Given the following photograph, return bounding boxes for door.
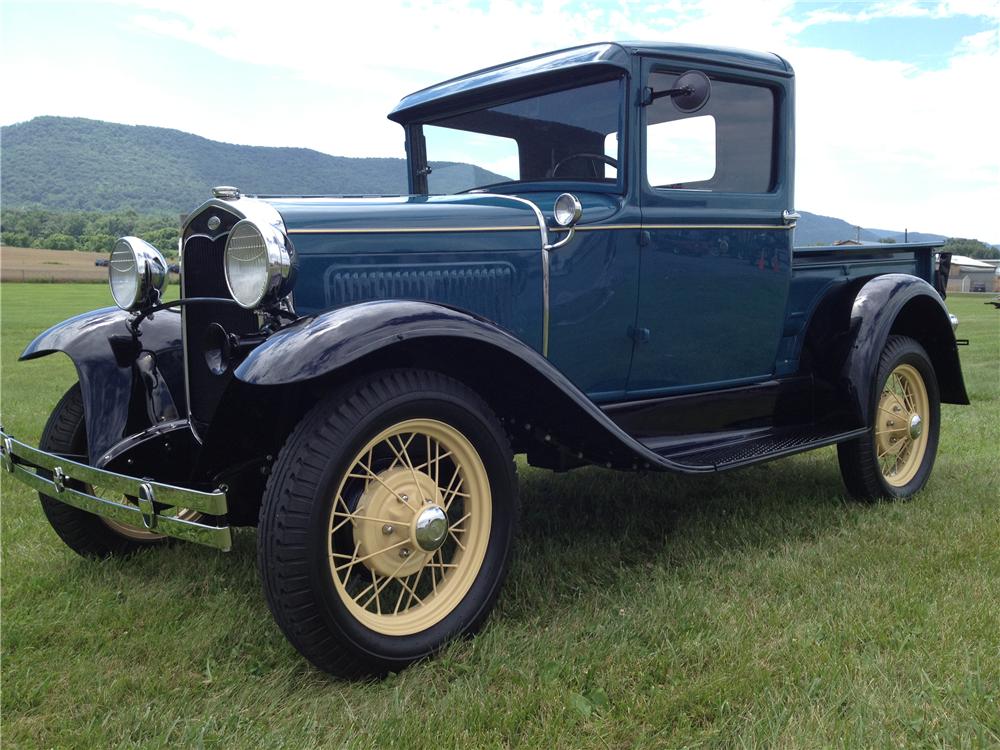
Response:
[627,61,794,397]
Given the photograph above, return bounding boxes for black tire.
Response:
[258,369,518,678]
[38,383,168,558]
[838,335,941,501]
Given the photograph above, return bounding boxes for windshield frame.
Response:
[405,70,629,196]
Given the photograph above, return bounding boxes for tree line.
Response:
[0,207,181,257]
[939,238,1000,260]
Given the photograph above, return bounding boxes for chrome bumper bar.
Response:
[0,429,231,551]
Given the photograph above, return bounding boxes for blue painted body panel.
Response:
[269,191,645,397]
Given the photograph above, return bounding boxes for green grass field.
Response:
[1,283,998,749]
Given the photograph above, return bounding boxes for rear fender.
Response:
[842,274,968,422]
[20,307,185,461]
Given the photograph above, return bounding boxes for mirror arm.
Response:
[642,86,694,106]
[544,226,576,252]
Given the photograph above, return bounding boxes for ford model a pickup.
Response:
[1,42,967,677]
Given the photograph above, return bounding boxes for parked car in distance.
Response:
[94,258,109,267]
[1,42,968,678]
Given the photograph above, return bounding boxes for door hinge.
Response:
[628,325,651,343]
[639,230,651,247]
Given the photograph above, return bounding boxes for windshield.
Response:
[419,76,624,194]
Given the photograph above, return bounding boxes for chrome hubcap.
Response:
[413,505,449,551]
[909,413,923,440]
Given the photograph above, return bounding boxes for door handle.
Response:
[782,210,800,226]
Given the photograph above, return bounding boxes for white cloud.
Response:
[3,0,998,239]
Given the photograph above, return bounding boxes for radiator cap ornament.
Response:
[212,186,241,200]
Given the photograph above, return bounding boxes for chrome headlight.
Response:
[223,219,295,309]
[109,237,168,311]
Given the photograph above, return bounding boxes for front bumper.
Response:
[1,429,231,551]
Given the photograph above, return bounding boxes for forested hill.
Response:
[0,116,502,213]
[3,116,994,251]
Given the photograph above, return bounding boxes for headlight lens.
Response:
[223,219,295,309]
[108,237,168,311]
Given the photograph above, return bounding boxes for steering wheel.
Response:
[547,152,619,178]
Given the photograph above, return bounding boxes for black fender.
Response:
[233,300,703,473]
[20,307,185,462]
[842,274,968,424]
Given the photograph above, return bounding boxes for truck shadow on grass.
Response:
[499,451,866,623]
[86,450,862,609]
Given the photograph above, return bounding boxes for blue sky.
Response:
[1,0,997,240]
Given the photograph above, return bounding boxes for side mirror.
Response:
[643,70,712,114]
[671,70,711,113]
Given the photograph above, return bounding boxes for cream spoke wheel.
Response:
[326,418,492,636]
[838,336,941,502]
[259,369,516,676]
[874,363,930,488]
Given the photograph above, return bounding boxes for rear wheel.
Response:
[38,383,196,558]
[838,335,941,500]
[258,369,518,677]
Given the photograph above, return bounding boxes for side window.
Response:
[604,133,619,179]
[647,116,716,187]
[646,72,775,193]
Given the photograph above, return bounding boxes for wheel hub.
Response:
[413,506,448,551]
[909,413,923,440]
[352,467,446,577]
[877,392,910,457]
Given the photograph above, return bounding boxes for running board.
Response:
[653,426,869,472]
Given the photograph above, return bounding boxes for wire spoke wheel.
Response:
[874,364,930,487]
[838,335,941,501]
[259,370,517,677]
[37,382,182,557]
[327,418,491,636]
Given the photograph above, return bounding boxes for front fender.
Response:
[842,274,968,423]
[236,300,534,385]
[234,300,704,473]
[20,307,184,461]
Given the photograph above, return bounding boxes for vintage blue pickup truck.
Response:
[0,42,967,677]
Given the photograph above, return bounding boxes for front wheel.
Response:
[838,335,941,500]
[258,369,518,677]
[38,383,198,558]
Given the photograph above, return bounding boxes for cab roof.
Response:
[388,41,792,123]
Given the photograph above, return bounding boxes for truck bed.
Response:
[791,241,941,282]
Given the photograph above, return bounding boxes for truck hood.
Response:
[263,194,547,239]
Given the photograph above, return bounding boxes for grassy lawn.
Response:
[1,283,998,748]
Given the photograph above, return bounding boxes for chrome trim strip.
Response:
[286,220,789,235]
[479,194,552,358]
[552,223,794,232]
[286,225,539,234]
[288,223,791,235]
[0,431,231,550]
